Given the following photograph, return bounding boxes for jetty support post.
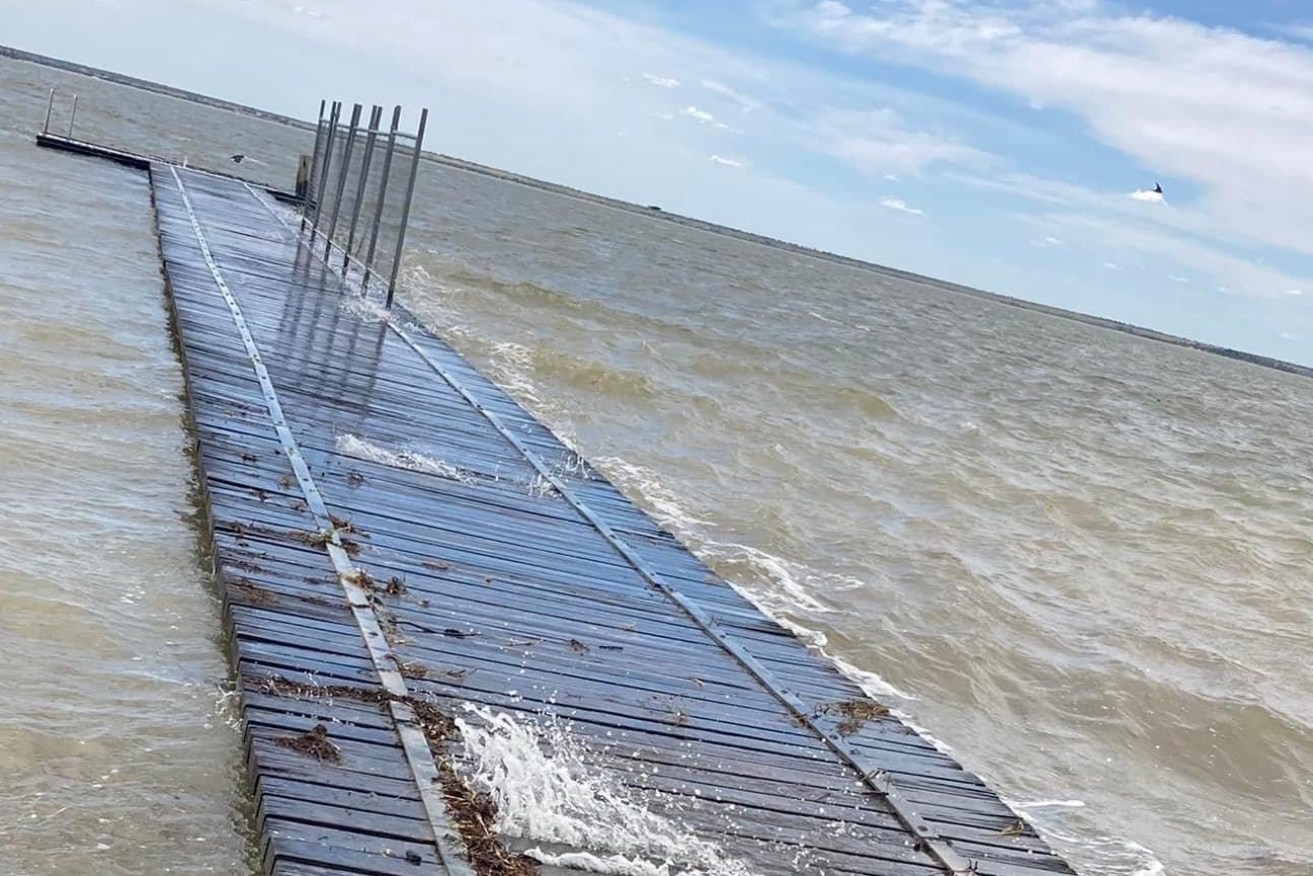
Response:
[343,104,383,275]
[385,107,427,309]
[300,99,327,232]
[67,93,78,138]
[42,88,54,135]
[310,100,341,240]
[363,105,402,295]
[323,102,361,260]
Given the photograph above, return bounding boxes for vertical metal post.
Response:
[324,102,362,259]
[42,89,55,135]
[343,104,383,274]
[310,101,341,237]
[364,106,402,289]
[67,94,78,138]
[386,107,427,308]
[301,99,327,232]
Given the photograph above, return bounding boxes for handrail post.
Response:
[42,89,55,135]
[363,106,402,293]
[343,104,383,275]
[67,94,78,138]
[301,99,327,233]
[385,107,427,308]
[310,101,341,239]
[323,102,362,259]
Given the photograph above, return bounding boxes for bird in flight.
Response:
[231,153,246,164]
[1152,182,1163,194]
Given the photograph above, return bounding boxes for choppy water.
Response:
[2,54,1310,876]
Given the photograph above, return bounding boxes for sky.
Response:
[4,0,1313,363]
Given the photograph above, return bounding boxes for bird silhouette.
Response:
[230,154,246,164]
[1152,182,1163,194]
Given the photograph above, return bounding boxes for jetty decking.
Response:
[61,144,1075,876]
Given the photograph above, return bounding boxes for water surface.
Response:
[2,53,1309,876]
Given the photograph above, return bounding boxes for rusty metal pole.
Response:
[363,106,402,292]
[323,102,362,259]
[343,104,383,275]
[301,99,327,233]
[385,108,427,308]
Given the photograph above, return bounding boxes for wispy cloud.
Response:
[709,154,749,168]
[682,105,716,123]
[818,108,986,176]
[880,196,924,215]
[700,78,760,112]
[642,73,681,88]
[1129,189,1164,204]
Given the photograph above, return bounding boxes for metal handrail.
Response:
[303,98,430,307]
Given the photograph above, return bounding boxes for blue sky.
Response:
[4,0,1313,362]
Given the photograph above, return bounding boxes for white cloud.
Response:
[1168,273,1188,283]
[1129,189,1164,203]
[1104,262,1122,270]
[1031,235,1065,247]
[774,0,1313,260]
[709,154,749,168]
[700,78,760,111]
[884,172,899,181]
[1286,288,1305,296]
[642,73,681,88]
[880,196,924,215]
[682,105,716,123]
[818,108,986,176]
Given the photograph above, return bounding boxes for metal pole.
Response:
[343,104,383,274]
[42,89,55,135]
[363,106,402,290]
[386,107,427,308]
[67,94,78,138]
[324,102,362,259]
[310,101,341,237]
[301,99,327,233]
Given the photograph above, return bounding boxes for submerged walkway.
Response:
[146,164,1074,876]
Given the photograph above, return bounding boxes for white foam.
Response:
[703,540,834,615]
[593,456,714,529]
[454,707,754,876]
[1013,799,1087,810]
[829,655,918,702]
[1040,824,1166,876]
[335,433,479,483]
[338,294,394,324]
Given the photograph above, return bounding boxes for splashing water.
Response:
[335,433,481,483]
[454,707,756,876]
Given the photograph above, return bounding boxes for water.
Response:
[2,54,1310,876]
[0,62,256,875]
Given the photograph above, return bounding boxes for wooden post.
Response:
[295,154,312,203]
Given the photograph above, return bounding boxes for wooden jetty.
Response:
[45,135,1077,876]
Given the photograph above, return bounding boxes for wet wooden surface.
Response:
[148,164,1076,876]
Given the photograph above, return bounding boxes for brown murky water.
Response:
[1,54,1309,876]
